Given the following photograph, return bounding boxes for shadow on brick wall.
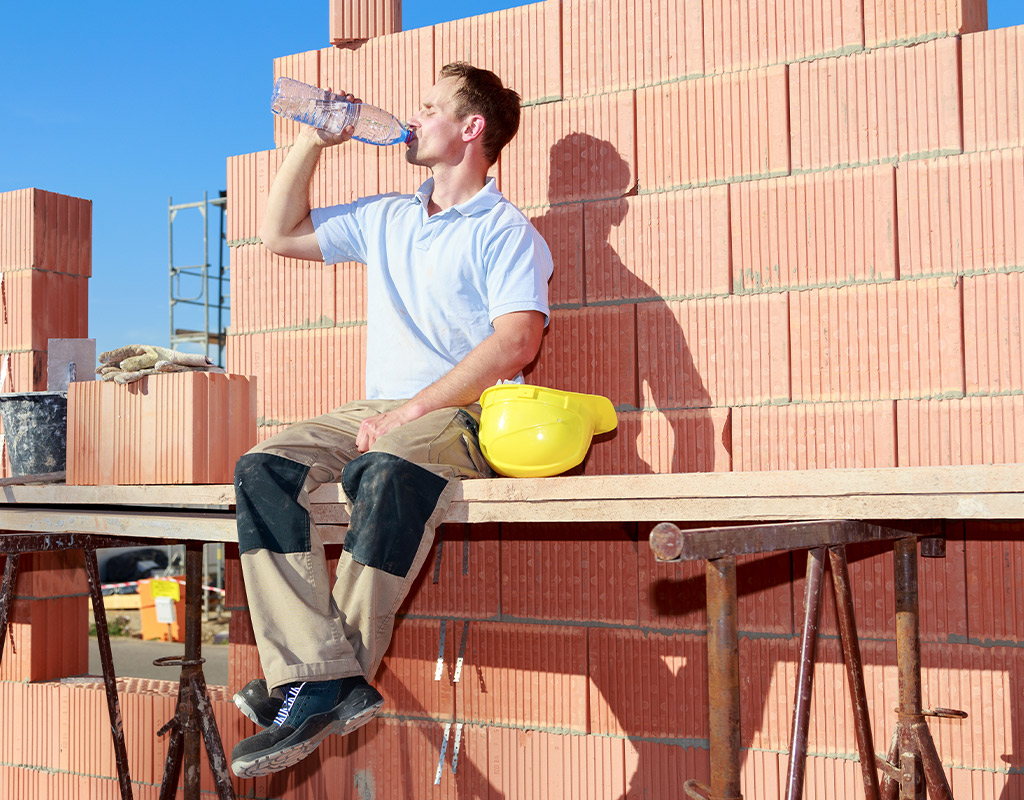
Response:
[530,133,715,475]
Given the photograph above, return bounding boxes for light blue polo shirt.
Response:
[311,177,553,400]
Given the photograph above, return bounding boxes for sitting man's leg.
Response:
[230,400,491,777]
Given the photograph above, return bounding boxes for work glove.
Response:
[96,344,223,384]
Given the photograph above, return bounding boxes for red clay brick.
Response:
[375,617,455,720]
[790,38,962,171]
[638,293,790,408]
[740,750,788,800]
[436,1,561,105]
[0,351,46,396]
[737,551,795,635]
[638,533,707,630]
[731,165,897,292]
[896,396,1024,466]
[295,717,457,798]
[589,627,707,739]
[345,26,437,115]
[526,204,584,307]
[964,271,1024,394]
[586,187,731,303]
[0,554,88,682]
[504,93,636,208]
[67,372,257,485]
[329,0,401,46]
[525,305,637,408]
[309,131,381,208]
[500,522,638,624]
[487,726,628,799]
[733,401,898,471]
[456,622,587,732]
[703,0,864,73]
[626,405,733,475]
[738,636,801,752]
[332,28,435,196]
[950,770,1022,799]
[227,326,366,426]
[964,523,1024,643]
[228,641,264,697]
[230,145,381,248]
[225,152,257,244]
[896,149,1024,278]
[625,739,710,799]
[808,529,969,643]
[920,643,1021,771]
[963,25,1024,152]
[637,66,790,190]
[586,407,732,475]
[0,268,84,350]
[0,188,92,276]
[398,522,501,620]
[561,0,703,97]
[229,245,339,335]
[789,279,964,402]
[863,0,988,47]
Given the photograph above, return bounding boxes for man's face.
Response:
[405,77,468,168]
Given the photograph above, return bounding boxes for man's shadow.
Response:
[520,134,734,795]
[526,133,718,475]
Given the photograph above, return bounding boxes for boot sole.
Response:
[231,696,383,778]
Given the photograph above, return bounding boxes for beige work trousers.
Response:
[236,399,491,690]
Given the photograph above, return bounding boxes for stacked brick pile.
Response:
[220,0,1024,797]
[0,188,91,685]
[0,189,91,428]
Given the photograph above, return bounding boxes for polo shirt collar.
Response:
[411,177,502,216]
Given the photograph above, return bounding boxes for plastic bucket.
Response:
[0,391,68,475]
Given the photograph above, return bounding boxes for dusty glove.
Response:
[98,344,221,384]
[110,368,159,384]
[100,344,211,372]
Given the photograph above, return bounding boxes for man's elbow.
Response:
[259,225,286,256]
[505,319,545,373]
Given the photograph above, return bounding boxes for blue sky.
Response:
[1,1,1022,363]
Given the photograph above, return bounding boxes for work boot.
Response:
[230,676,384,778]
[233,679,284,728]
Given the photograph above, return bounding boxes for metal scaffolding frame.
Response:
[168,191,229,367]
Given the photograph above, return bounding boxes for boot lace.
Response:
[272,682,305,727]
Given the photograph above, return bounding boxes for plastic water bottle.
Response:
[270,77,411,146]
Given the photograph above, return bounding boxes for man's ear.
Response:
[462,114,486,143]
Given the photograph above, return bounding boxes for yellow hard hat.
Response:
[478,384,618,478]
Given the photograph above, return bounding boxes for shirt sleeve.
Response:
[484,221,554,325]
[310,196,380,265]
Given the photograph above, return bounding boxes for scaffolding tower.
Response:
[168,190,229,366]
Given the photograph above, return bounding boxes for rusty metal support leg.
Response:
[193,671,236,798]
[157,544,235,800]
[828,545,881,800]
[706,555,742,800]
[0,553,21,665]
[84,549,135,800]
[157,719,185,800]
[785,547,826,800]
[878,537,954,800]
[183,545,202,799]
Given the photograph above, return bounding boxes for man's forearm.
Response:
[407,333,530,415]
[355,310,545,452]
[259,133,328,252]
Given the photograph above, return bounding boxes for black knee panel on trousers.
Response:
[341,452,449,578]
[235,453,311,555]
